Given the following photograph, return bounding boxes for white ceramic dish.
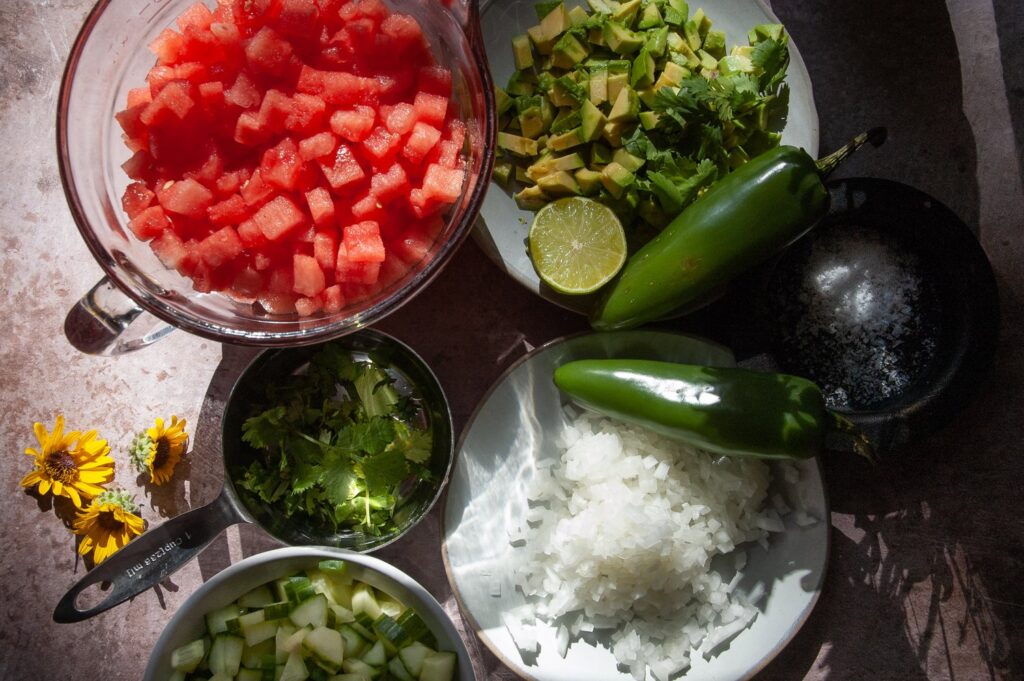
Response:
[473,0,821,313]
[442,330,829,681]
[143,547,475,681]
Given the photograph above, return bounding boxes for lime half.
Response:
[528,197,627,295]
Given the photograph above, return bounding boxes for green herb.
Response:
[237,344,433,537]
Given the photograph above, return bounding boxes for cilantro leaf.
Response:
[353,365,399,418]
[241,405,288,449]
[752,37,789,92]
[362,449,408,495]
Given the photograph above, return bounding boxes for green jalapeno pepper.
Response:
[554,359,874,461]
[591,129,887,330]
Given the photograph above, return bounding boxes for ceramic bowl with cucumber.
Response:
[144,548,473,681]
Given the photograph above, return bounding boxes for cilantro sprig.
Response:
[236,344,433,537]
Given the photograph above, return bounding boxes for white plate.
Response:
[473,0,821,314]
[442,330,829,681]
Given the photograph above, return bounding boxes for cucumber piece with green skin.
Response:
[206,604,243,635]
[240,610,280,647]
[351,584,382,619]
[360,639,387,667]
[284,626,314,656]
[280,648,309,681]
[242,638,276,669]
[419,651,457,681]
[329,675,372,681]
[387,656,415,681]
[239,585,276,609]
[703,29,726,58]
[302,627,345,674]
[171,638,208,673]
[276,623,299,663]
[316,560,348,576]
[328,603,356,626]
[338,623,370,659]
[290,594,329,629]
[396,642,433,678]
[209,634,245,677]
[351,611,378,640]
[265,601,292,621]
[341,658,381,679]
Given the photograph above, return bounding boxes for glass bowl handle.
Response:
[64,276,176,355]
[52,488,245,623]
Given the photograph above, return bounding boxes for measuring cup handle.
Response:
[64,276,175,355]
[53,489,243,623]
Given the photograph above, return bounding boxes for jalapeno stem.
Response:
[815,127,888,178]
[828,411,878,464]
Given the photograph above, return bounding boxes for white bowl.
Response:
[143,547,475,681]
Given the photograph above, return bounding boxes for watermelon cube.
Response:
[401,122,441,165]
[234,111,268,146]
[251,194,306,241]
[198,81,225,110]
[146,65,177,94]
[257,89,292,133]
[240,169,275,207]
[272,0,321,38]
[418,65,452,97]
[313,231,338,270]
[207,194,249,226]
[149,28,185,65]
[126,87,153,108]
[284,93,327,134]
[369,163,409,204]
[128,205,171,240]
[380,14,424,51]
[412,91,448,127]
[293,254,326,296]
[245,26,294,76]
[322,284,345,313]
[122,150,154,181]
[343,221,385,263]
[298,131,338,161]
[257,292,297,315]
[159,178,214,219]
[140,81,195,126]
[321,71,382,106]
[260,137,305,190]
[176,2,215,33]
[268,265,295,293]
[150,229,188,269]
[350,193,382,220]
[229,266,264,301]
[304,187,336,228]
[319,144,366,190]
[121,181,155,219]
[237,218,265,247]
[197,225,243,267]
[382,102,416,136]
[408,188,440,219]
[361,127,401,166]
[225,71,261,109]
[215,169,249,196]
[294,295,323,317]
[421,164,464,204]
[329,106,375,143]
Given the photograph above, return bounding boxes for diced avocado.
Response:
[749,23,784,44]
[630,48,655,89]
[574,168,604,195]
[591,142,613,165]
[665,0,689,26]
[683,19,702,51]
[589,67,608,104]
[539,3,572,40]
[519,105,546,139]
[511,34,534,70]
[506,70,536,96]
[637,2,663,30]
[611,0,642,28]
[731,44,755,59]
[606,59,631,74]
[588,26,607,46]
[703,29,726,59]
[612,147,645,172]
[526,152,585,181]
[514,165,534,185]
[600,161,635,199]
[606,72,629,105]
[514,185,549,211]
[601,120,627,147]
[667,30,686,53]
[608,86,640,122]
[671,40,701,68]
[537,170,581,197]
[692,8,712,39]
[527,24,558,55]
[568,4,590,26]
[552,33,590,69]
[636,86,658,108]
[718,54,754,75]
[492,160,513,186]
[603,21,644,55]
[698,49,719,71]
[580,99,608,141]
[587,0,614,13]
[495,86,513,116]
[654,60,689,90]
[646,26,670,56]
[533,0,561,20]
[547,127,585,151]
[498,131,540,157]
[638,110,661,130]
[550,108,582,135]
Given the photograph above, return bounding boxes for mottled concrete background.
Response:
[0,1,1021,680]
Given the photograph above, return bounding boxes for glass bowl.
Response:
[58,0,495,350]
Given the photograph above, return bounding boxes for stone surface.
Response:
[0,1,1021,680]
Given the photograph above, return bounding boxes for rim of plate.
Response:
[440,330,831,681]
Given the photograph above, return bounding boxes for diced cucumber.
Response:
[284,626,314,655]
[351,584,382,620]
[327,675,370,681]
[206,604,243,636]
[387,656,415,681]
[302,627,345,674]
[418,651,456,681]
[397,642,433,678]
[360,639,387,667]
[209,634,245,677]
[280,648,309,681]
[237,669,263,681]
[276,622,299,663]
[265,601,292,621]
[239,585,276,609]
[290,594,329,629]
[328,603,356,627]
[341,658,382,679]
[242,637,276,669]
[171,638,208,673]
[338,624,370,659]
[244,618,281,647]
[208,674,233,681]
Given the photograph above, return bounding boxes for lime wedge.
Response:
[527,197,627,295]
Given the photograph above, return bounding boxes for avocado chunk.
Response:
[703,29,726,59]
[526,152,586,182]
[611,0,642,27]
[654,60,689,90]
[749,23,784,44]
[514,185,549,211]
[495,86,513,116]
[636,87,658,108]
[518,105,546,139]
[612,148,645,172]
[630,48,656,89]
[718,54,754,76]
[586,0,614,13]
[580,99,608,141]
[603,21,644,55]
[568,5,590,26]
[590,142,614,166]
[600,161,636,199]
[574,168,604,195]
[664,0,689,27]
[601,120,628,147]
[511,34,534,70]
[589,67,608,105]
[527,25,557,55]
[637,2,663,30]
[550,108,582,135]
[697,49,719,72]
[498,131,540,157]
[638,110,661,130]
[606,72,629,106]
[608,85,640,122]
[670,39,701,68]
[547,127,585,152]
[539,3,571,40]
[492,159,513,186]
[506,70,536,96]
[684,19,702,51]
[552,33,590,69]
[515,165,534,185]
[537,170,581,197]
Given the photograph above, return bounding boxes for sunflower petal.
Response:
[34,421,50,448]
[76,481,107,497]
[65,486,83,509]
[38,479,51,495]
[25,446,39,458]
[20,471,42,487]
[78,470,111,484]
[52,481,64,496]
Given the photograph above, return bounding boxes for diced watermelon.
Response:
[208,194,249,225]
[128,205,171,240]
[126,87,153,108]
[268,266,295,294]
[319,144,366,190]
[322,71,383,105]
[350,193,381,220]
[412,91,448,127]
[245,26,295,76]
[159,178,214,218]
[322,284,345,313]
[122,150,154,180]
[216,169,249,196]
[343,221,385,263]
[253,251,273,270]
[237,218,266,247]
[329,106,375,142]
[225,71,261,109]
[418,65,452,97]
[382,102,416,136]
[293,253,326,296]
[298,131,337,161]
[122,181,156,219]
[256,89,292,134]
[146,65,177,94]
[197,225,244,267]
[260,137,304,190]
[361,127,401,166]
[353,0,389,22]
[240,169,275,206]
[198,81,225,109]
[229,266,264,300]
[295,295,323,317]
[184,145,225,186]
[408,188,440,219]
[140,81,195,126]
[284,93,327,133]
[150,229,188,269]
[392,229,434,265]
[380,14,424,51]
[209,20,243,48]
[251,194,306,241]
[401,122,441,165]
[421,164,464,203]
[369,163,409,204]
[171,61,208,84]
[272,0,321,38]
[177,1,215,33]
[149,28,186,65]
[313,231,337,270]
[257,292,297,314]
[304,187,337,228]
[234,111,268,146]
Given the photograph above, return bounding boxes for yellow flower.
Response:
[73,489,145,565]
[20,415,114,509]
[134,415,188,486]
